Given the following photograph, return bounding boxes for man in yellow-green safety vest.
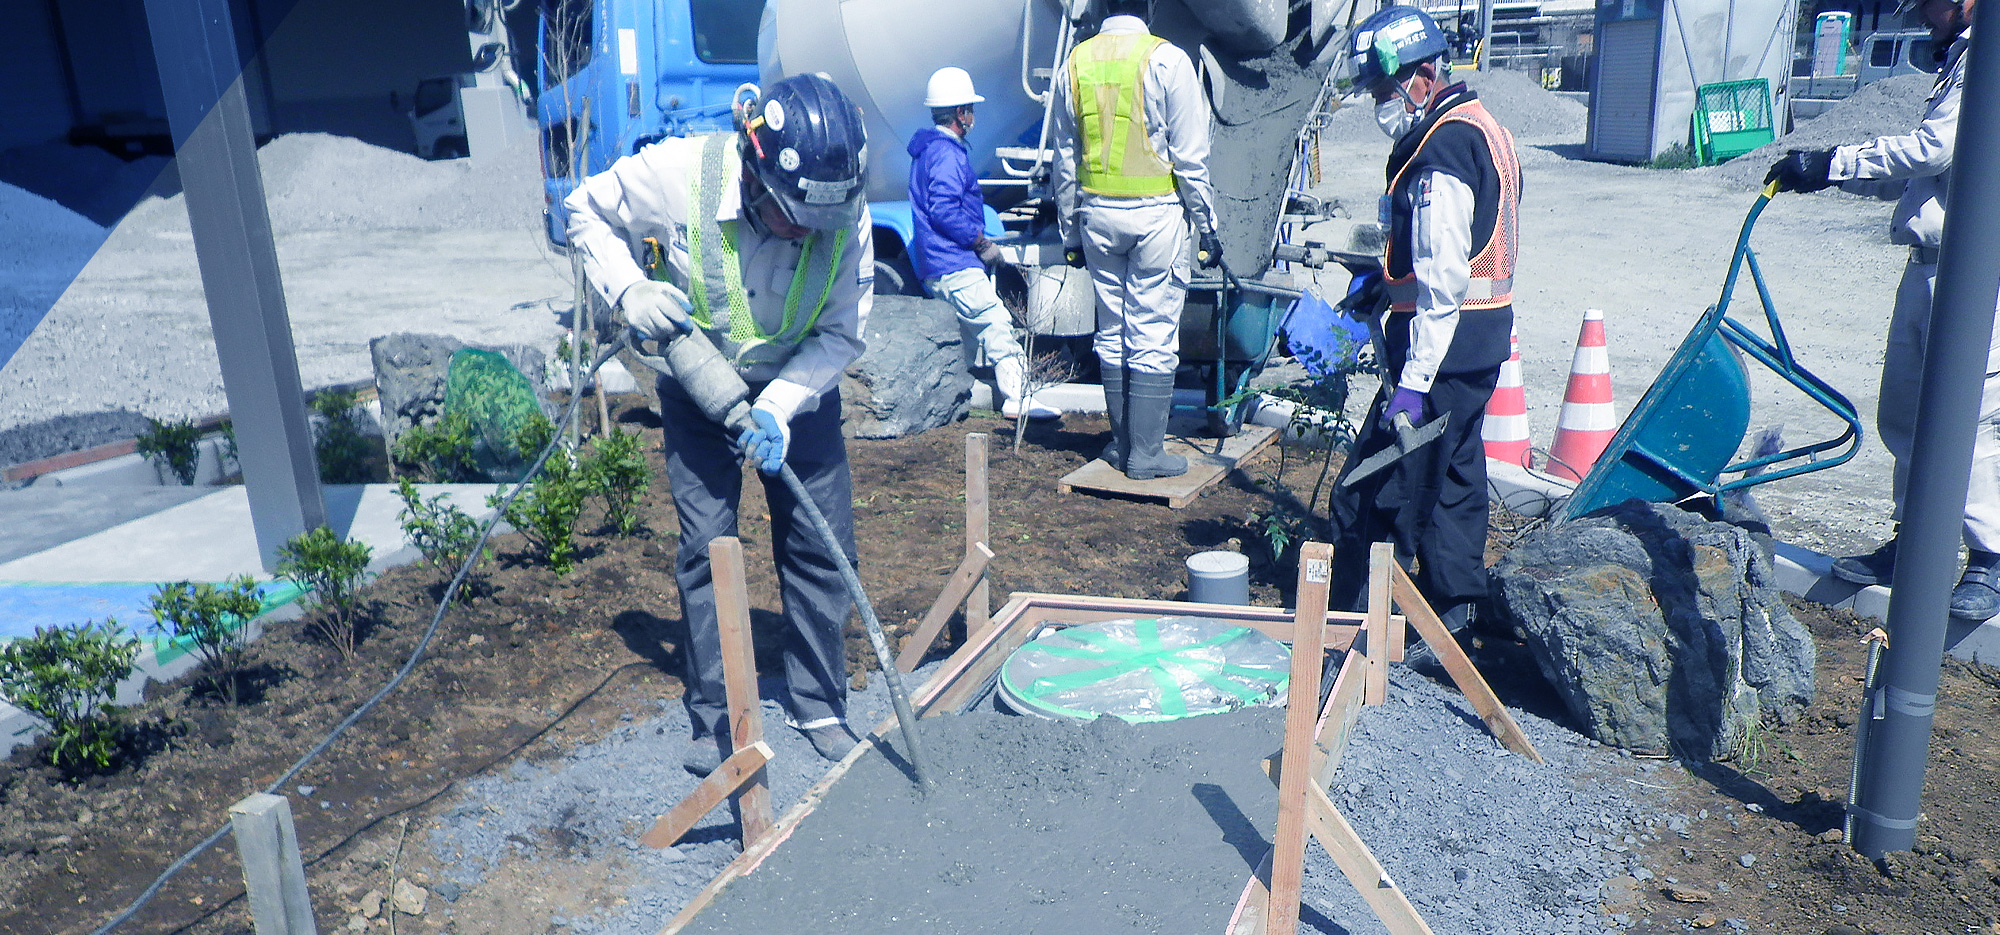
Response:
[1052,0,1219,481]
[565,74,875,777]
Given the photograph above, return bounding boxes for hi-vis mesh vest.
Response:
[667,133,850,368]
[1384,100,1520,312]
[1071,32,1176,198]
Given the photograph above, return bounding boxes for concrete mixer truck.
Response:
[762,0,1357,433]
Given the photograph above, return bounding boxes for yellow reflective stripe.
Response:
[1072,33,1175,197]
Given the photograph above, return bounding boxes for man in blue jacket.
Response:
[908,67,1059,420]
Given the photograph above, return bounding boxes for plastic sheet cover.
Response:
[998,616,1291,722]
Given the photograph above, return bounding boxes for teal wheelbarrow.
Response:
[1561,183,1864,519]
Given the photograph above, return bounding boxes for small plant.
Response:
[148,577,263,703]
[277,526,374,660]
[491,415,589,576]
[312,389,374,484]
[1648,143,1699,170]
[217,418,241,478]
[1247,503,1320,567]
[136,417,202,485]
[1012,348,1079,454]
[0,620,140,771]
[396,477,489,597]
[392,411,482,482]
[583,427,650,535]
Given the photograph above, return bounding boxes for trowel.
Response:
[1339,409,1451,488]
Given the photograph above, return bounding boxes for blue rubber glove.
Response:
[737,407,790,475]
[1381,386,1428,431]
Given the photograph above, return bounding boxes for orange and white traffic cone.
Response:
[1482,326,1531,468]
[1547,308,1616,482]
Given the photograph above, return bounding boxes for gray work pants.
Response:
[1877,255,2000,552]
[1081,198,1191,376]
[657,376,854,740]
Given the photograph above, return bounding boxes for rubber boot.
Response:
[1950,550,2000,622]
[1401,602,1472,671]
[1122,371,1187,480]
[1100,366,1128,467]
[1830,535,1898,586]
[996,355,1061,420]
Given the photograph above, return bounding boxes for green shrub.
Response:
[1648,143,1699,170]
[396,477,488,597]
[217,418,241,478]
[137,417,202,486]
[277,527,374,660]
[583,427,650,535]
[0,621,140,771]
[148,577,263,702]
[491,415,588,576]
[393,411,481,482]
[312,389,374,484]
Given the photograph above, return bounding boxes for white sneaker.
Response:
[1002,395,1062,420]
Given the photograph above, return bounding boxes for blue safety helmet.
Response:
[736,74,869,231]
[1349,6,1450,90]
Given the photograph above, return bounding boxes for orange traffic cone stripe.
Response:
[1483,327,1531,467]
[1548,308,1616,481]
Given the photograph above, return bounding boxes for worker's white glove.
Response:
[618,281,693,341]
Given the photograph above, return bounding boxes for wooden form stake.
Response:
[1364,542,1393,704]
[228,793,318,935]
[1265,540,1332,935]
[713,537,774,846]
[897,542,995,672]
[965,433,991,641]
[640,742,775,849]
[1389,562,1543,762]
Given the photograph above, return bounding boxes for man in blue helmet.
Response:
[1767,0,2000,623]
[1328,5,1522,664]
[565,74,875,775]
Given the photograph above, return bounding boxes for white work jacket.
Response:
[1832,29,1968,250]
[1398,170,1478,394]
[1050,15,1218,242]
[565,136,874,423]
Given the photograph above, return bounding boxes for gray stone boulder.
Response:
[841,294,972,439]
[369,332,547,456]
[1489,499,1815,759]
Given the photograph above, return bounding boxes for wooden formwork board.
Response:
[655,590,1354,934]
[1058,424,1279,508]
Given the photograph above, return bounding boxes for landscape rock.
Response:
[369,332,548,472]
[359,889,384,918]
[391,878,428,916]
[1490,499,1816,759]
[839,295,971,439]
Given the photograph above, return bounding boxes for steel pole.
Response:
[142,0,326,569]
[1852,5,2000,857]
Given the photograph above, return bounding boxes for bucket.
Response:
[1186,551,1250,605]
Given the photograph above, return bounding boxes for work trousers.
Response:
[1877,256,2000,552]
[657,375,855,741]
[1327,366,1501,613]
[927,267,1024,370]
[1081,198,1191,376]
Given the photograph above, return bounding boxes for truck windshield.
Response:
[691,0,763,64]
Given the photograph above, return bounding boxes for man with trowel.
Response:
[1327,6,1521,663]
[1050,0,1221,480]
[1765,0,2000,623]
[564,74,874,776]
[909,66,1061,420]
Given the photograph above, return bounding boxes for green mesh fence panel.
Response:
[442,348,543,482]
[998,616,1291,722]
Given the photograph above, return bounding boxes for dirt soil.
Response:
[2,404,1997,935]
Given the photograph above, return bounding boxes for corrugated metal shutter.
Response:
[1590,19,1660,161]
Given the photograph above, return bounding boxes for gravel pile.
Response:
[424,652,1676,935]
[256,133,543,233]
[1699,74,1934,189]
[0,182,107,374]
[1460,68,1589,145]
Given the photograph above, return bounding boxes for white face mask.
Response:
[1375,95,1416,140]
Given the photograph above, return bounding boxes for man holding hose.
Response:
[565,74,874,775]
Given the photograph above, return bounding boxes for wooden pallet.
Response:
[1058,424,1279,508]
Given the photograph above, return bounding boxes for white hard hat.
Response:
[924,67,985,108]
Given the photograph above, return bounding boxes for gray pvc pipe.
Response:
[1851,5,2000,857]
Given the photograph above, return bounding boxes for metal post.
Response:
[1852,5,2000,857]
[142,0,326,570]
[228,794,318,935]
[1478,0,1494,70]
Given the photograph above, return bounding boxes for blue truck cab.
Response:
[537,0,763,244]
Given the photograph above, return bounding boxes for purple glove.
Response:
[1381,387,1428,431]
